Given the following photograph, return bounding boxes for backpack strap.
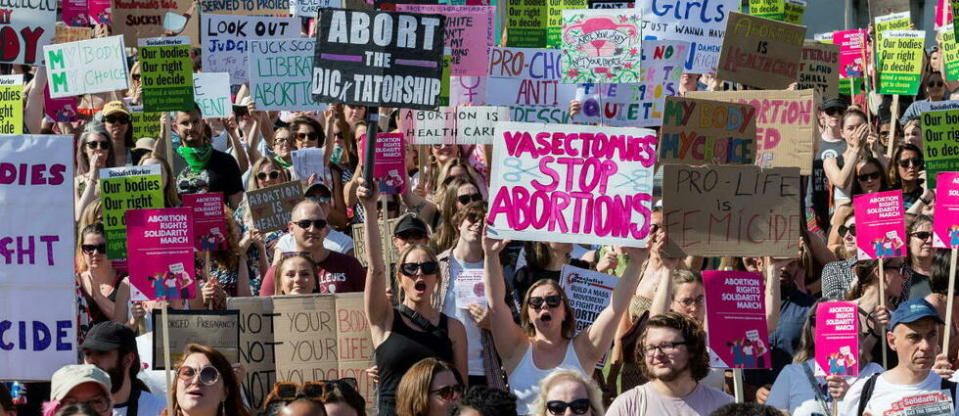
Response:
[857,374,880,416]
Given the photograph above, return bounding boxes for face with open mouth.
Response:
[526,284,566,335]
[175,353,226,415]
[399,249,439,302]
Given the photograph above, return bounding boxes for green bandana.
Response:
[176,144,213,172]
[274,155,292,169]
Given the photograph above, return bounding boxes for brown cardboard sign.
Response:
[718,11,807,90]
[658,95,758,166]
[797,41,840,99]
[247,181,303,233]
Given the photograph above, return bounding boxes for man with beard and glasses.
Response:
[606,312,732,416]
[81,322,165,416]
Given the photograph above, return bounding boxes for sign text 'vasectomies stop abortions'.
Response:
[486,122,657,247]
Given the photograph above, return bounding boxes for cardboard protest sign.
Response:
[853,190,906,260]
[200,0,290,14]
[573,40,687,127]
[814,301,860,376]
[130,105,162,140]
[658,96,757,166]
[100,165,165,259]
[398,106,507,144]
[0,75,23,135]
[749,0,783,20]
[833,29,867,79]
[942,25,959,82]
[247,181,303,233]
[152,310,239,369]
[486,47,578,117]
[934,172,959,248]
[0,0,56,65]
[687,89,819,175]
[486,122,657,247]
[351,218,400,268]
[192,73,232,119]
[291,0,342,17]
[359,133,407,194]
[227,297,277,409]
[396,5,494,77]
[559,265,617,334]
[875,11,911,44]
[139,37,195,112]
[559,9,641,84]
[43,36,129,98]
[921,109,959,190]
[249,39,328,111]
[783,0,805,24]
[126,207,197,301]
[662,165,802,257]
[203,14,299,85]
[703,270,770,369]
[43,85,79,122]
[311,9,446,110]
[877,30,924,96]
[182,193,228,251]
[54,23,93,44]
[717,12,806,90]
[0,135,76,381]
[639,0,739,73]
[797,41,839,99]
[112,0,199,48]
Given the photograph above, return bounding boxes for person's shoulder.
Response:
[606,384,645,412]
[138,390,167,416]
[696,382,734,404]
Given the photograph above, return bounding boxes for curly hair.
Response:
[636,312,710,382]
[448,386,518,416]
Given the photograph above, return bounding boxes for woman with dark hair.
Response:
[290,117,324,150]
[482,235,647,414]
[75,222,130,342]
[75,123,117,220]
[902,214,936,301]
[431,177,482,252]
[234,157,290,293]
[824,109,881,207]
[322,379,366,416]
[163,344,249,416]
[822,209,859,300]
[447,386,518,416]
[888,144,932,212]
[101,100,134,165]
[396,358,463,416]
[850,156,890,197]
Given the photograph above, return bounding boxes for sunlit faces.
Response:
[103,114,130,143]
[855,161,883,193]
[175,353,227,415]
[904,124,921,148]
[427,370,462,416]
[81,233,107,269]
[61,382,112,416]
[909,221,934,261]
[431,143,460,165]
[897,148,923,182]
[324,402,359,416]
[841,113,865,140]
[457,211,483,244]
[670,282,705,323]
[295,124,320,150]
[345,105,366,124]
[289,203,329,251]
[280,257,317,295]
[642,326,690,382]
[256,163,284,188]
[83,133,110,167]
[888,318,940,372]
[175,111,205,147]
[925,73,945,100]
[840,215,857,257]
[398,248,439,302]
[274,130,293,158]
[455,183,481,210]
[527,285,566,334]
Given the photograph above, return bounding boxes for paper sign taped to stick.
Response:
[112,0,199,48]
[100,165,165,259]
[717,12,807,90]
[559,265,618,334]
[686,89,819,175]
[182,193,228,251]
[814,301,860,376]
[249,39,328,112]
[0,75,23,135]
[560,9,642,84]
[921,109,959,189]
[139,37,195,112]
[126,207,197,301]
[797,41,839,99]
[0,0,56,65]
[853,190,906,260]
[247,181,303,233]
[43,36,129,98]
[703,270,770,369]
[399,106,507,144]
[662,165,802,257]
[152,310,240,369]
[658,96,757,166]
[311,9,446,110]
[934,172,959,248]
[203,14,299,85]
[193,73,232,119]
[485,122,657,248]
[396,4,494,77]
[0,135,76,381]
[639,0,739,73]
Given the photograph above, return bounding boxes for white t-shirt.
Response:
[442,255,485,376]
[767,359,883,416]
[113,389,166,416]
[840,371,958,416]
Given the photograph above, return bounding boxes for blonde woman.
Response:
[530,369,604,416]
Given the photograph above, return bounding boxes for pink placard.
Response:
[395,5,494,76]
[934,172,959,248]
[181,193,227,252]
[853,190,906,260]
[703,271,771,369]
[937,0,954,29]
[814,301,860,376]
[62,0,92,26]
[88,0,112,25]
[361,133,407,194]
[833,29,867,79]
[126,208,197,301]
[43,84,79,122]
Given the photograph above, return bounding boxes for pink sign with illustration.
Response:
[126,207,197,301]
[703,271,770,369]
[935,172,959,248]
[853,190,906,260]
[833,29,867,78]
[88,0,111,24]
[62,0,92,26]
[43,85,79,122]
[814,301,859,377]
[182,193,227,252]
[361,133,407,195]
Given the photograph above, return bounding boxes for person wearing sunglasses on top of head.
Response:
[888,144,933,213]
[99,101,135,166]
[900,71,948,125]
[482,231,649,415]
[530,369,603,416]
[357,178,469,416]
[166,344,249,416]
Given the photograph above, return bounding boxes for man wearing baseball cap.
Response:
[48,364,113,416]
[841,299,957,415]
[81,322,165,416]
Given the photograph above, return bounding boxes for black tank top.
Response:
[374,309,454,416]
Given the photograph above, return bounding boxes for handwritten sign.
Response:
[311,9,446,110]
[717,12,807,90]
[153,310,239,369]
[853,190,906,260]
[203,14,298,85]
[0,75,23,135]
[0,0,56,65]
[798,41,839,99]
[139,37,194,112]
[43,36,129,98]
[703,270,770,369]
[359,133,407,194]
[560,9,641,83]
[639,0,739,73]
[248,39,328,111]
[192,73,232,119]
[126,207,197,301]
[100,165,165,260]
[227,297,278,409]
[658,96,757,166]
[934,172,959,248]
[485,47,578,119]
[920,109,959,190]
[0,135,76,381]
[877,30,924,96]
[112,0,199,48]
[54,23,93,44]
[486,122,657,247]
[559,265,617,334]
[351,219,400,268]
[200,0,290,14]
[182,193,228,251]
[396,5,494,76]
[662,165,802,257]
[247,181,303,233]
[398,106,507,144]
[814,301,860,376]
[291,0,342,17]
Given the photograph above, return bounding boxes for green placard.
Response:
[783,0,805,24]
[507,0,547,47]
[953,0,959,43]
[750,0,784,20]
[100,165,165,259]
[877,30,924,96]
[921,109,959,189]
[545,0,586,48]
[839,77,864,95]
[439,53,451,107]
[139,37,194,112]
[130,105,162,140]
[944,25,959,82]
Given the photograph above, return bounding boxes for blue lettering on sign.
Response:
[0,320,73,351]
[650,0,727,23]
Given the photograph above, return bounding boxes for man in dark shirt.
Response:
[171,105,244,208]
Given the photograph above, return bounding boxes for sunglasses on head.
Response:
[857,171,881,182]
[838,224,856,237]
[400,261,439,276]
[85,140,110,149]
[546,399,591,415]
[898,157,923,168]
[294,219,327,230]
[176,365,220,386]
[928,81,945,88]
[295,132,319,141]
[457,193,483,205]
[257,171,281,181]
[104,115,130,124]
[430,384,463,401]
[911,231,933,240]
[528,295,562,310]
[82,243,107,254]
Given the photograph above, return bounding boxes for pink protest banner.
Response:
[396,5,494,76]
[814,301,860,376]
[88,0,111,24]
[833,29,868,78]
[43,84,79,122]
[126,207,197,301]
[361,133,407,194]
[486,122,657,247]
[853,190,906,260]
[934,172,959,248]
[62,0,92,26]
[703,271,771,369]
[181,193,227,251]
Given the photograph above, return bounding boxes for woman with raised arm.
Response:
[482,235,648,415]
[357,177,468,416]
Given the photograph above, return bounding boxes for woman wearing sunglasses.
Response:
[235,157,291,293]
[482,235,647,415]
[396,358,464,416]
[900,72,948,125]
[530,369,604,416]
[888,144,932,213]
[433,177,484,252]
[75,222,131,343]
[850,156,890,197]
[901,215,937,301]
[75,123,117,220]
[357,179,468,416]
[822,209,859,300]
[166,344,248,416]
